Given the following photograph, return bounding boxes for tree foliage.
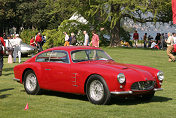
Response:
[78,0,172,46]
[0,0,173,47]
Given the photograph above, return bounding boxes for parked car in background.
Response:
[13,46,164,105]
[4,39,37,56]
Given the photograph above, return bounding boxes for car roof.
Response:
[44,46,101,52]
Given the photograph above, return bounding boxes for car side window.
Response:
[36,51,52,62]
[49,50,69,63]
[71,50,88,62]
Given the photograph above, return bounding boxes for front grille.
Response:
[131,81,155,91]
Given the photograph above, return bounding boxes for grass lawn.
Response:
[0,47,176,118]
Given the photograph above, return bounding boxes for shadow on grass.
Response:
[23,90,172,105]
[41,90,88,101]
[3,73,14,76]
[3,67,14,72]
[0,88,14,92]
[0,94,12,99]
[110,96,172,105]
[0,88,14,99]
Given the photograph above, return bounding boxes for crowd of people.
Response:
[132,30,176,62]
[0,32,47,76]
[132,31,171,50]
[63,30,99,47]
[30,32,46,52]
[0,33,22,76]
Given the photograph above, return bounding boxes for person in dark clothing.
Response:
[143,33,147,48]
[147,35,153,48]
[155,33,161,49]
[69,32,76,45]
[155,33,161,44]
[0,34,6,76]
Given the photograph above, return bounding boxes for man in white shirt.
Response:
[64,32,69,46]
[83,31,89,46]
[13,34,22,63]
[165,32,175,62]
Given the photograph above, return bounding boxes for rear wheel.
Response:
[86,75,111,105]
[24,70,41,95]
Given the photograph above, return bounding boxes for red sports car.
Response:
[13,46,164,105]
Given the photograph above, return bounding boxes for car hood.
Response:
[85,60,156,82]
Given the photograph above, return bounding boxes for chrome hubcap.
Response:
[89,80,104,101]
[26,73,37,91]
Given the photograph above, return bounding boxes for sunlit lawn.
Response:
[0,47,176,118]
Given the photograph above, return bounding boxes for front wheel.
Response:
[24,70,41,95]
[86,75,111,105]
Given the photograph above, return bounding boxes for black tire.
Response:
[24,70,41,95]
[86,75,111,105]
[136,92,155,101]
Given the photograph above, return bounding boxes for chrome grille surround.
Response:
[131,81,156,91]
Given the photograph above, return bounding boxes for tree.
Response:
[77,0,172,46]
[0,0,17,33]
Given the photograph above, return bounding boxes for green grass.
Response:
[0,47,176,118]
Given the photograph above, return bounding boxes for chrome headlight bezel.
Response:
[157,71,164,81]
[117,73,126,84]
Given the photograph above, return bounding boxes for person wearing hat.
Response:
[13,34,22,63]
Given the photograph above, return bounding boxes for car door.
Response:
[36,50,71,92]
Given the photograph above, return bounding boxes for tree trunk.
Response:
[110,4,121,47]
[110,20,120,47]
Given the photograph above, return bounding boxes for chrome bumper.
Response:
[111,91,133,95]
[154,88,163,91]
[13,78,20,82]
[111,88,163,95]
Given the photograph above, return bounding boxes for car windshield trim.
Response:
[71,49,112,63]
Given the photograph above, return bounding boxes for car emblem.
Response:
[145,78,148,81]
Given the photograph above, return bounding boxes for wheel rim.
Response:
[89,80,104,101]
[25,73,37,92]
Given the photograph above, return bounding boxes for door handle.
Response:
[45,69,51,71]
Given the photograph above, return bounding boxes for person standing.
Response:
[155,33,161,44]
[35,32,43,52]
[83,31,89,46]
[143,33,147,48]
[90,30,99,47]
[69,32,76,46]
[13,34,22,63]
[160,33,165,50]
[30,36,36,47]
[165,32,175,62]
[133,30,139,48]
[64,32,69,46]
[0,35,6,76]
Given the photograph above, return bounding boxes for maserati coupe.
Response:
[13,46,164,105]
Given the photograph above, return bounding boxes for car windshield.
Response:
[71,49,112,63]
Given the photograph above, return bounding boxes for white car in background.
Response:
[4,39,37,56]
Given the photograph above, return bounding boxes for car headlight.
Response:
[117,73,126,84]
[157,71,164,81]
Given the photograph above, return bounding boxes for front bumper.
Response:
[111,88,163,95]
